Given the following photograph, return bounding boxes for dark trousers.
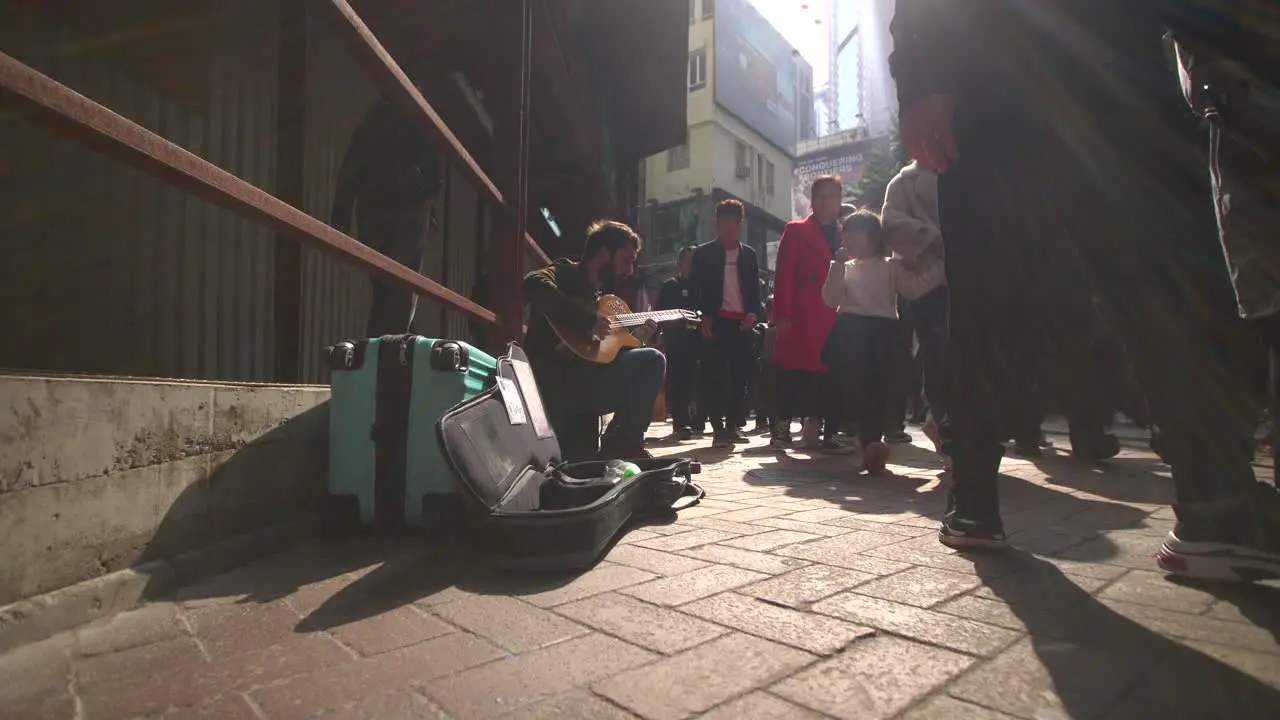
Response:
[756,361,779,423]
[940,85,1259,523]
[829,314,900,447]
[911,286,950,423]
[701,318,752,431]
[666,339,699,430]
[776,367,838,439]
[361,201,431,338]
[885,303,915,435]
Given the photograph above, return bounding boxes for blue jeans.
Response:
[582,347,666,449]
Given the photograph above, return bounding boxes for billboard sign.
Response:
[714,0,813,154]
[791,136,889,219]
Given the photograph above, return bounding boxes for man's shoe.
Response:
[800,418,822,445]
[922,418,944,453]
[818,437,858,455]
[769,429,794,450]
[1157,485,1280,582]
[939,516,1008,550]
[675,427,694,441]
[1072,432,1121,462]
[726,428,750,444]
[711,431,734,449]
[1013,441,1043,458]
[600,441,652,460]
[885,430,913,445]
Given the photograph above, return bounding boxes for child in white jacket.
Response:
[882,160,951,461]
[821,210,944,474]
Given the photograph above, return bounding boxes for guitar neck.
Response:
[615,310,691,324]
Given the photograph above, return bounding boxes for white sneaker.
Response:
[798,418,822,449]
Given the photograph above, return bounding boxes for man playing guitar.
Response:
[523,220,663,459]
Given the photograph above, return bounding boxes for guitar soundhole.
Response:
[600,297,630,317]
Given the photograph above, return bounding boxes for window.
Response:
[689,0,696,23]
[765,160,776,195]
[666,144,691,171]
[734,141,749,176]
[757,154,765,189]
[703,0,715,18]
[688,49,707,91]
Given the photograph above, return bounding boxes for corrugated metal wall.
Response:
[441,164,483,343]
[0,1,495,383]
[0,0,278,382]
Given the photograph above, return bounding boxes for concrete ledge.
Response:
[0,373,333,651]
[0,514,319,653]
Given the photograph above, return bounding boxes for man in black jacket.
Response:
[690,200,763,449]
[656,246,704,439]
[889,1,1280,580]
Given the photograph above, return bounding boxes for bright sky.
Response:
[748,0,833,86]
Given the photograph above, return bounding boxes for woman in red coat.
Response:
[771,175,847,451]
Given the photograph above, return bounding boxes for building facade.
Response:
[0,0,688,381]
[637,0,815,284]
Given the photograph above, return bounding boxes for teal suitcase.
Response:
[325,335,496,531]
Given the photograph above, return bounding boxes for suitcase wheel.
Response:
[430,341,470,372]
[320,494,361,540]
[326,342,359,371]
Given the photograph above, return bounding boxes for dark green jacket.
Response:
[522,259,602,387]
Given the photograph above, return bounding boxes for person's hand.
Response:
[634,319,659,344]
[741,313,758,331]
[901,94,958,173]
[1194,61,1252,121]
[592,313,611,341]
[700,319,714,340]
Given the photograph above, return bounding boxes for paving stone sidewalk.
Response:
[4,425,1280,720]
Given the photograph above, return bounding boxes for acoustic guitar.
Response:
[549,294,700,365]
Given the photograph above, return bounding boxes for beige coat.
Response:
[882,161,943,263]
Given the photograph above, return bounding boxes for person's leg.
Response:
[884,300,914,443]
[857,324,891,449]
[771,366,798,447]
[706,318,739,447]
[936,130,1022,548]
[1141,117,1280,578]
[913,287,950,455]
[758,361,778,435]
[1040,51,1280,578]
[363,202,430,337]
[690,342,708,435]
[591,347,666,456]
[667,344,694,435]
[727,324,753,436]
[700,325,726,438]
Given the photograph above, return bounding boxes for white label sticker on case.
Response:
[509,359,554,439]
[496,376,527,425]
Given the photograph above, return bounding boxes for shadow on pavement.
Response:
[294,511,686,633]
[972,552,1280,719]
[1172,577,1280,643]
[1019,452,1176,506]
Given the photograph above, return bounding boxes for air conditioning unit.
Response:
[734,164,751,178]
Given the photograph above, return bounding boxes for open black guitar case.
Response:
[436,343,705,571]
